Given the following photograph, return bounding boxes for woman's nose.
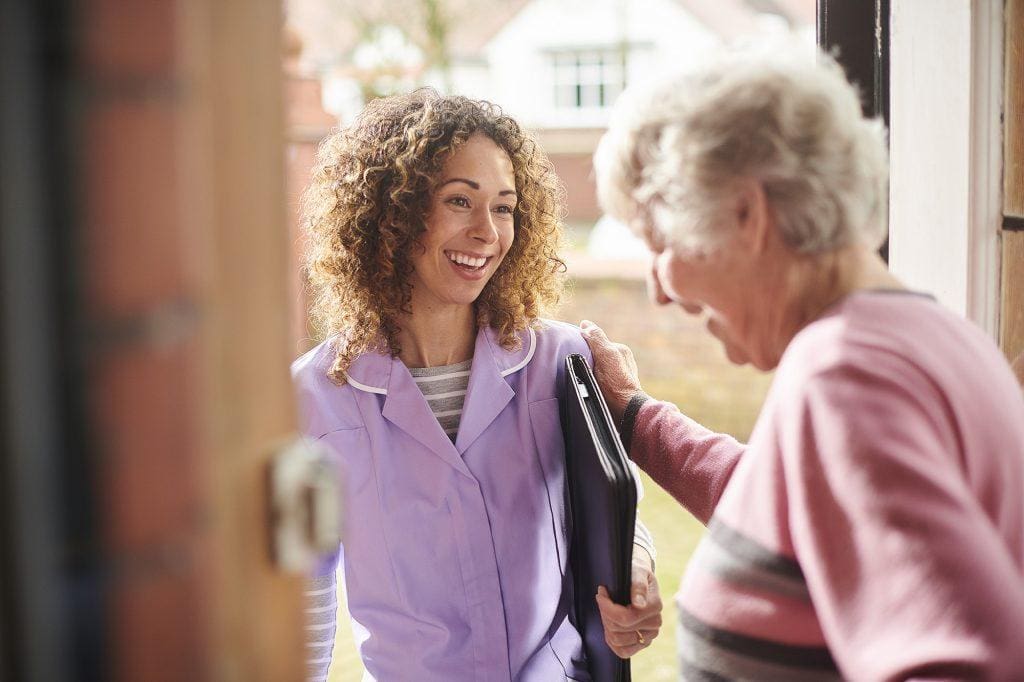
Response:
[468,208,500,244]
[647,257,672,306]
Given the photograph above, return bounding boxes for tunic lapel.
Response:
[455,328,524,454]
[381,358,473,477]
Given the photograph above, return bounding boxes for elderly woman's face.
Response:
[647,224,768,369]
[410,134,517,310]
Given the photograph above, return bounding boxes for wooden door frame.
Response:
[1001,0,1024,365]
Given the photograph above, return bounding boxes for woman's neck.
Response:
[759,243,905,366]
[397,304,477,368]
[789,243,905,332]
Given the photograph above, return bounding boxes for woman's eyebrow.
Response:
[438,178,517,196]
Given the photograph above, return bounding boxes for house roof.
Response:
[447,0,815,58]
[288,0,815,70]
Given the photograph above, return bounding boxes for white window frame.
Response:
[550,48,626,112]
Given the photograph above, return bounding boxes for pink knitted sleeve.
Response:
[628,399,745,525]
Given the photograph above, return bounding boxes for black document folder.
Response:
[563,353,636,682]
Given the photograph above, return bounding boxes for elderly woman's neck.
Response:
[786,243,904,334]
[397,305,477,369]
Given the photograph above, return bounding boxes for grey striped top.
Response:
[407,359,472,440]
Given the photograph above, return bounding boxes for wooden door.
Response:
[181,0,307,679]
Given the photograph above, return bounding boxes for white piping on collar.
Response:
[344,327,536,394]
[345,374,388,395]
[500,328,536,377]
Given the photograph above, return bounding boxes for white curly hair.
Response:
[594,45,889,255]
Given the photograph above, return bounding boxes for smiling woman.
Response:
[408,135,517,315]
[293,89,664,681]
[302,90,566,380]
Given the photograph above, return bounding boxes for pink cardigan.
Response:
[628,292,1024,680]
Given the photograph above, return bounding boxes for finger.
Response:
[605,632,656,659]
[646,259,672,306]
[625,611,663,631]
[605,631,642,658]
[580,319,610,342]
[596,588,643,630]
[630,561,653,607]
[681,301,703,315]
[606,626,659,648]
[631,575,648,609]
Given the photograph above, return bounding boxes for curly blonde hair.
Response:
[303,89,567,382]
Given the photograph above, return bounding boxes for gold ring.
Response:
[636,630,646,645]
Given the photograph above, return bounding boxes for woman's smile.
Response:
[444,249,493,279]
[410,134,517,308]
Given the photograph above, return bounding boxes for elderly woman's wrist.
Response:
[619,392,650,452]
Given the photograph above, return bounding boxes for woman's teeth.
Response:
[446,251,487,269]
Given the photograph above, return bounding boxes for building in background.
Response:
[284,27,338,353]
[287,0,814,235]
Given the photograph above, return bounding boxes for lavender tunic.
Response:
[292,320,593,681]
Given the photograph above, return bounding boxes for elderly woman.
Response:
[292,90,661,681]
[583,48,1024,680]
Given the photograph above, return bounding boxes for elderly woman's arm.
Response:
[581,321,745,524]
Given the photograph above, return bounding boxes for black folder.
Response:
[562,353,636,682]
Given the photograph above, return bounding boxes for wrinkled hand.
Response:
[595,548,662,659]
[580,320,643,424]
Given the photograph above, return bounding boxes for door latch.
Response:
[267,438,341,573]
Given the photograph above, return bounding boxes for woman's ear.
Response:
[733,179,771,254]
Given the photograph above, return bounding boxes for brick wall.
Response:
[74,1,304,679]
[285,48,337,356]
[77,1,211,678]
[549,153,602,224]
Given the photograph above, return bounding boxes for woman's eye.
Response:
[495,204,515,214]
[446,196,470,208]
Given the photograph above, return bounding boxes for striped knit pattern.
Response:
[407,359,472,440]
[678,520,840,681]
[304,573,338,682]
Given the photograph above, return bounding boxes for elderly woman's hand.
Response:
[595,548,662,659]
[580,320,644,424]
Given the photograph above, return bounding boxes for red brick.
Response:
[81,98,191,316]
[109,543,209,682]
[92,330,203,553]
[81,0,178,78]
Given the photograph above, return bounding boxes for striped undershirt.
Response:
[407,359,473,441]
[304,573,337,682]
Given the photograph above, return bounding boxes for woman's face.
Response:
[409,134,517,312]
[644,185,778,370]
[649,241,761,367]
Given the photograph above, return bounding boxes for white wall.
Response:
[888,0,1003,335]
[467,0,719,128]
